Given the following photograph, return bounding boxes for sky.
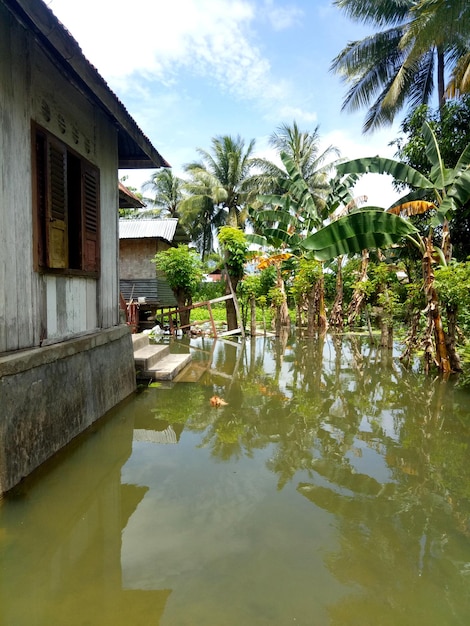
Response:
[47,0,403,206]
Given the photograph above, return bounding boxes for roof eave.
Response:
[6,0,170,169]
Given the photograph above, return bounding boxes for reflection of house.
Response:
[133,418,185,444]
[0,407,172,625]
[0,0,169,493]
[119,218,189,328]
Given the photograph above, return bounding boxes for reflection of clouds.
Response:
[121,445,267,590]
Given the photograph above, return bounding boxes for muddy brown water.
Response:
[1,334,470,625]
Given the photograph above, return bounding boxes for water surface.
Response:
[1,334,470,625]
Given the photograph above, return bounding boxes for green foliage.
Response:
[185,134,258,229]
[342,257,362,304]
[268,286,286,308]
[394,98,470,171]
[142,168,184,216]
[259,265,277,296]
[153,245,202,295]
[435,261,470,335]
[393,99,470,259]
[331,0,469,132]
[290,258,323,303]
[238,274,262,300]
[218,227,248,278]
[194,280,225,302]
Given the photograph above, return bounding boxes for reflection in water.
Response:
[1,334,470,625]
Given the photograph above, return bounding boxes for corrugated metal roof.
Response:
[119,219,178,242]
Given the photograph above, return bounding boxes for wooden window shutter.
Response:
[34,131,47,267]
[82,164,100,272]
[46,138,68,268]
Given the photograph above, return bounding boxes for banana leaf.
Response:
[301,210,418,262]
[336,157,434,189]
[438,167,470,220]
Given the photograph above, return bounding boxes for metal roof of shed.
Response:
[119,219,179,242]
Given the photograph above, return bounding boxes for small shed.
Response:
[119,218,189,329]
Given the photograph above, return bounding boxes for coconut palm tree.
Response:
[178,169,226,259]
[253,122,339,217]
[331,0,470,132]
[142,168,185,217]
[184,135,258,229]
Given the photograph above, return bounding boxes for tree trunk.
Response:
[422,237,451,374]
[175,288,191,334]
[348,250,369,327]
[400,310,421,368]
[445,306,462,372]
[306,286,315,337]
[225,273,240,331]
[250,296,257,336]
[314,272,328,332]
[273,265,290,336]
[329,256,344,330]
[437,47,445,113]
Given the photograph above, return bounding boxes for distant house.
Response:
[119,182,146,210]
[0,0,170,494]
[119,219,189,327]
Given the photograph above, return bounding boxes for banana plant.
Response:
[302,122,470,374]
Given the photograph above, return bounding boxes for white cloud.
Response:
[51,0,254,76]
[49,0,282,104]
[262,0,304,31]
[276,105,318,124]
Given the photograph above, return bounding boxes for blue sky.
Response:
[48,0,402,205]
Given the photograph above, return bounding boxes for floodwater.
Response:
[1,334,470,626]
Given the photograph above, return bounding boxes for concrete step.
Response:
[146,353,192,381]
[131,333,151,352]
[134,343,170,372]
[131,332,192,381]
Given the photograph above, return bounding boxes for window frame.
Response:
[32,123,101,277]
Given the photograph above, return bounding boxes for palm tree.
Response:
[331,0,470,132]
[254,122,339,217]
[184,135,258,228]
[142,168,185,218]
[250,123,341,333]
[178,169,226,259]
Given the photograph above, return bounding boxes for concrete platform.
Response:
[132,333,192,381]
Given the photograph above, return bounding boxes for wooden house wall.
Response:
[0,5,120,352]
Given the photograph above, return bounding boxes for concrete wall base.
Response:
[0,326,136,494]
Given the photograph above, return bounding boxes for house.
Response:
[119,181,146,210]
[0,0,170,494]
[119,218,189,328]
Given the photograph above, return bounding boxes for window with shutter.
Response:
[32,124,101,276]
[82,166,100,272]
[47,139,68,268]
